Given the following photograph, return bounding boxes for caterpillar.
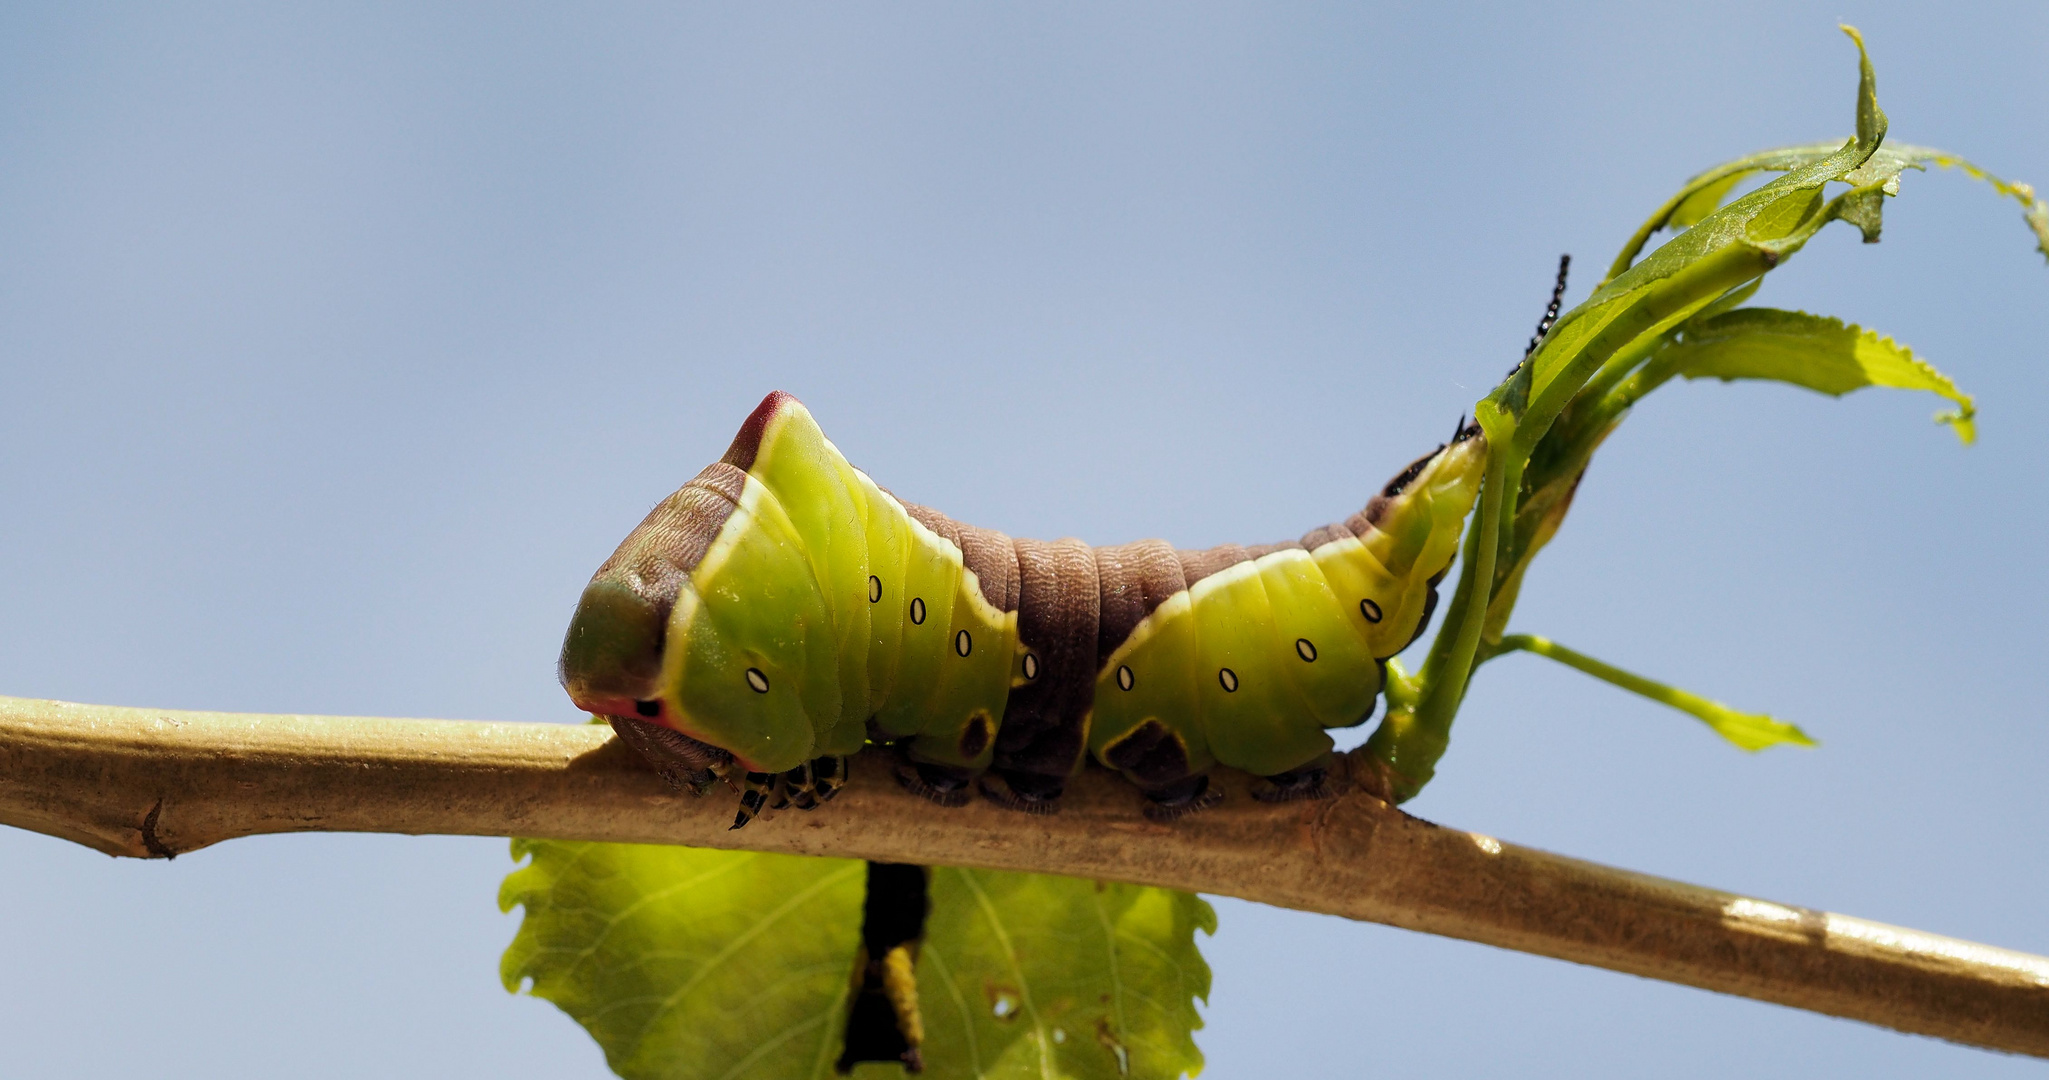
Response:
[560,390,1484,828]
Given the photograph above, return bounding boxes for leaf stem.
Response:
[1487,634,1817,751]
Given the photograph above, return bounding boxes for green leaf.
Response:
[1610,139,2049,280]
[1697,709,1822,754]
[1864,150,2049,260]
[1650,307,1976,443]
[1844,24,1886,154]
[1599,25,1885,282]
[1383,27,2046,798]
[501,842,1214,1080]
[1606,27,2045,276]
[1504,51,1886,454]
[500,841,866,1080]
[917,867,1212,1080]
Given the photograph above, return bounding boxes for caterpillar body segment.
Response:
[559,391,1484,823]
[741,393,877,754]
[1085,433,1485,796]
[670,473,846,766]
[881,505,1018,773]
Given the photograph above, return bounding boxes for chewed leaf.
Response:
[1385,28,2040,800]
[500,842,1213,1080]
[1499,29,1893,434]
[919,869,1213,1080]
[1656,307,1975,443]
[1853,146,2049,260]
[1610,140,2049,279]
[500,841,865,1080]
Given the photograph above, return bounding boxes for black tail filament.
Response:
[1524,253,1572,361]
[836,862,931,1074]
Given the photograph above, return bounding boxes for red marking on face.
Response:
[570,693,645,720]
[572,692,750,764]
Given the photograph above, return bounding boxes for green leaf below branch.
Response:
[501,841,1213,1080]
[920,865,1212,1080]
[501,842,866,1080]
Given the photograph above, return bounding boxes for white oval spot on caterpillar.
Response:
[745,668,770,693]
[868,575,881,603]
[955,629,972,657]
[1360,598,1384,623]
[1218,667,1239,692]
[1295,638,1317,662]
[910,597,926,625]
[1022,652,1039,680]
[1116,665,1134,691]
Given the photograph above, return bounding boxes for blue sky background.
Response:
[2,3,2044,1076]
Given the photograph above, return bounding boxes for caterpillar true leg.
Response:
[780,755,850,810]
[781,761,816,810]
[731,770,779,830]
[809,754,849,803]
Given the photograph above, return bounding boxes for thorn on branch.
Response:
[141,798,176,859]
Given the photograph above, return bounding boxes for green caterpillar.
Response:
[560,390,1482,828]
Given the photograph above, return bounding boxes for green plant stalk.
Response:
[1366,244,1780,802]
[1362,433,1511,795]
[1379,656,1420,712]
[1488,634,1681,700]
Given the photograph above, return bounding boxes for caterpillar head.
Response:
[559,467,742,782]
[560,394,837,777]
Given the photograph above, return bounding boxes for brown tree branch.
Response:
[3,693,2044,1056]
